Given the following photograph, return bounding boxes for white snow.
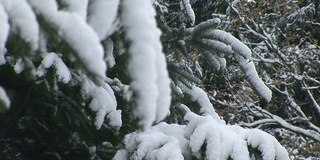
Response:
[0,2,9,64]
[0,86,10,110]
[3,0,39,51]
[90,86,114,128]
[181,0,195,25]
[107,110,122,130]
[53,56,71,83]
[87,0,119,40]
[54,12,107,79]
[121,0,171,129]
[60,0,88,20]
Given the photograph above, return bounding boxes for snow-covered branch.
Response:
[28,0,107,80]
[243,106,320,142]
[121,0,171,129]
[3,0,39,51]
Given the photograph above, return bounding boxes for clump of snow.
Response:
[60,0,88,20]
[114,129,184,160]
[104,38,116,68]
[190,86,221,121]
[87,0,119,40]
[0,3,9,64]
[88,146,96,155]
[81,75,121,130]
[107,110,122,129]
[3,0,39,51]
[121,0,171,129]
[216,56,226,68]
[0,86,10,112]
[36,52,71,83]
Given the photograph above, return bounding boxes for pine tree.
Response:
[1,0,317,159]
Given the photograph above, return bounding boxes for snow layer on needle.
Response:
[3,0,39,51]
[36,52,71,83]
[60,0,88,20]
[203,51,220,70]
[0,86,10,111]
[121,0,171,129]
[88,0,119,40]
[0,2,9,64]
[181,0,195,25]
[200,39,233,55]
